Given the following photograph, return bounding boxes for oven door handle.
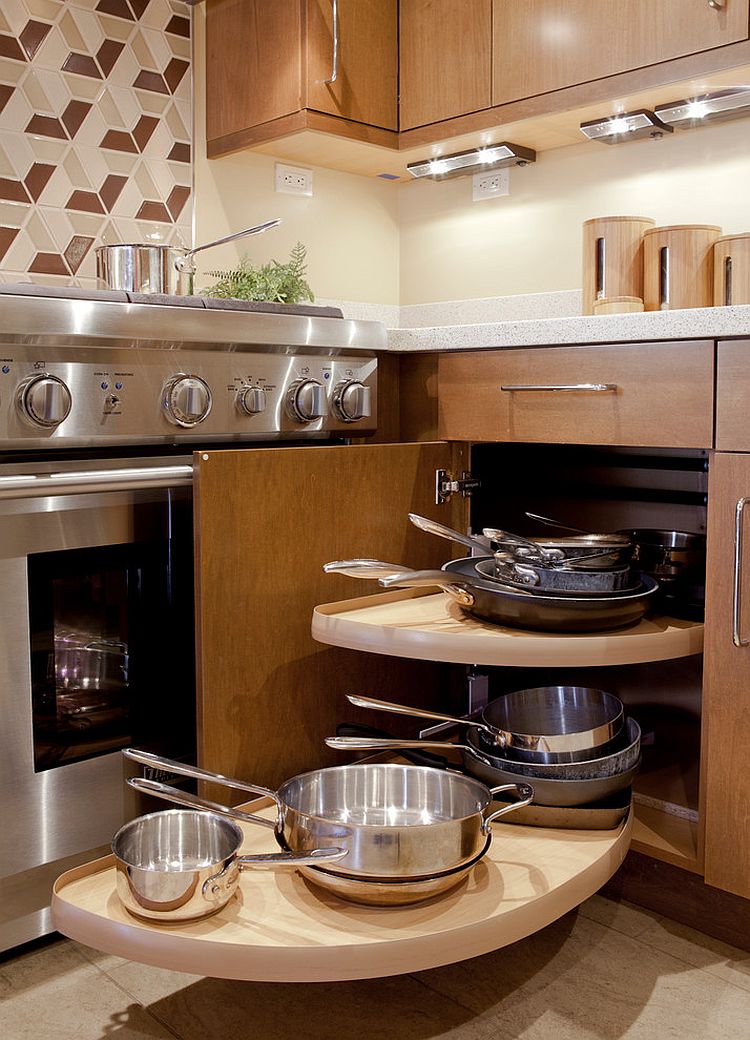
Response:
[0,464,193,500]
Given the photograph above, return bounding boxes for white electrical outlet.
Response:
[275,163,313,196]
[472,168,510,201]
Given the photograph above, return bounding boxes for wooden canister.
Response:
[582,216,655,315]
[643,224,721,311]
[592,296,644,315]
[714,233,750,306]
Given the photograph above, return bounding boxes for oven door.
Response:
[0,456,196,940]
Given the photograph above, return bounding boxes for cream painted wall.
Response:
[191,11,399,304]
[398,119,750,305]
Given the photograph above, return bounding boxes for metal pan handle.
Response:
[482,784,535,833]
[325,736,469,751]
[407,512,490,555]
[377,570,477,606]
[127,777,280,830]
[122,747,281,812]
[323,559,408,579]
[237,848,347,869]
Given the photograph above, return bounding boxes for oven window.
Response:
[28,533,195,772]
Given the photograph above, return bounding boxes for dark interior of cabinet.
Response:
[464,442,708,819]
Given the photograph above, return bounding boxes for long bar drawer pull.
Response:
[0,464,193,501]
[733,496,750,647]
[500,383,618,393]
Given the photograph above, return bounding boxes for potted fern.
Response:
[202,242,314,305]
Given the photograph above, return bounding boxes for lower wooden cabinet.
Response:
[715,340,750,451]
[702,451,750,899]
[438,342,714,448]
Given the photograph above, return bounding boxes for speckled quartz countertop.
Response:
[386,304,750,353]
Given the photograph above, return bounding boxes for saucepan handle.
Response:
[237,848,347,869]
[482,783,535,833]
[127,777,279,831]
[378,570,476,606]
[122,747,283,817]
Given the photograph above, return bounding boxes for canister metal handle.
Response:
[595,236,606,299]
[725,255,733,306]
[500,384,618,392]
[659,245,670,310]
[733,497,750,646]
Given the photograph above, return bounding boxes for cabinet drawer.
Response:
[716,340,750,451]
[438,342,714,447]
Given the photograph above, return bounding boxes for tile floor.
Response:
[2,894,750,1040]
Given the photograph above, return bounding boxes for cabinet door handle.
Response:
[733,497,750,646]
[708,0,726,8]
[500,383,618,393]
[320,0,339,84]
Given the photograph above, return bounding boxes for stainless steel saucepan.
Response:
[343,689,624,763]
[95,218,281,295]
[122,749,532,881]
[113,808,344,922]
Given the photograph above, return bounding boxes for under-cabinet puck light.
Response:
[579,109,672,144]
[407,143,536,180]
[655,87,750,128]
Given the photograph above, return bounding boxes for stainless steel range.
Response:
[0,287,382,952]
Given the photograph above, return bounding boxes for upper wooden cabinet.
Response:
[438,342,715,449]
[205,0,398,157]
[492,0,750,107]
[399,0,492,130]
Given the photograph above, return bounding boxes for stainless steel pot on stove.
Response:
[112,808,345,922]
[95,218,281,295]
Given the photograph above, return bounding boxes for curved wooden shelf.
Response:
[312,589,704,668]
[52,806,632,983]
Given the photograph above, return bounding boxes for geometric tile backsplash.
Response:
[0,0,192,285]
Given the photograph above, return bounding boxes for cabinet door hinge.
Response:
[435,468,481,505]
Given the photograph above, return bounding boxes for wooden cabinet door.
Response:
[194,441,466,789]
[205,0,304,143]
[305,0,398,130]
[438,343,714,449]
[703,452,750,898]
[400,0,492,130]
[492,0,750,106]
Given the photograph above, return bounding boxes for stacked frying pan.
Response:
[324,514,659,633]
[328,687,641,808]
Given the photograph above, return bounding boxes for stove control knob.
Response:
[333,380,372,423]
[163,375,212,427]
[18,374,72,428]
[287,379,328,422]
[237,385,267,415]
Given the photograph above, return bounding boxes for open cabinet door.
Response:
[194,441,467,787]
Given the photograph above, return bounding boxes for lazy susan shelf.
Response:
[52,805,632,983]
[312,589,704,668]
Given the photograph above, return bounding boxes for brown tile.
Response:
[29,252,68,275]
[61,100,92,138]
[128,0,151,19]
[135,200,170,222]
[24,162,55,201]
[66,190,105,214]
[19,19,52,60]
[0,34,27,62]
[164,57,188,93]
[133,69,168,94]
[98,174,126,211]
[0,84,12,114]
[166,184,190,220]
[95,38,124,76]
[62,53,102,79]
[132,114,158,151]
[0,226,19,260]
[25,114,67,139]
[64,235,94,274]
[167,142,190,163]
[96,0,134,20]
[0,177,31,203]
[166,15,190,38]
[100,129,137,153]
